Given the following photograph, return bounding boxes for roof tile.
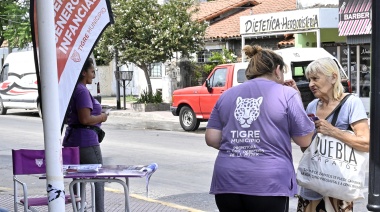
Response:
[193,0,258,22]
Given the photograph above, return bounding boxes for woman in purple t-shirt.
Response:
[205,45,315,212]
[63,58,108,212]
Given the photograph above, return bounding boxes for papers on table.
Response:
[64,164,102,173]
[124,165,150,172]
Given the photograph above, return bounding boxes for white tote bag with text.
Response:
[296,131,368,202]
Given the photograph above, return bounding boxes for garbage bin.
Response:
[114,71,133,81]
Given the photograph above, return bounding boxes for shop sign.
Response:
[240,9,319,35]
[338,0,372,36]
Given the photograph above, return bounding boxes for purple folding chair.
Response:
[12,147,79,212]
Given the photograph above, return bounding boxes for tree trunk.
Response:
[140,64,153,95]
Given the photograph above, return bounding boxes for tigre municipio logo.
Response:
[234,96,263,128]
[35,158,44,167]
[71,50,81,62]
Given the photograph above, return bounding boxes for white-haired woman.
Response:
[297,57,370,212]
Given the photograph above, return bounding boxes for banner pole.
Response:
[36,0,65,211]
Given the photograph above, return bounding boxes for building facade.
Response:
[338,0,371,112]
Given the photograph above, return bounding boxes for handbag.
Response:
[70,124,106,143]
[296,94,368,202]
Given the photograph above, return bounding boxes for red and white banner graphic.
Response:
[338,0,371,36]
[30,0,113,126]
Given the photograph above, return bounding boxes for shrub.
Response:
[136,89,163,104]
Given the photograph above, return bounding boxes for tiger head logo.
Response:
[234,96,263,128]
[35,159,44,167]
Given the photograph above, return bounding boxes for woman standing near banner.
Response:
[63,57,108,212]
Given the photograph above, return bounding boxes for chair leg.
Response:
[90,182,96,212]
[145,163,158,198]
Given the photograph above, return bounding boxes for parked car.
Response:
[0,51,101,116]
[171,48,351,131]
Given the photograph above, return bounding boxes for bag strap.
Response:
[329,94,352,127]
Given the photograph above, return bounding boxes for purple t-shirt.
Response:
[62,83,102,148]
[207,78,314,197]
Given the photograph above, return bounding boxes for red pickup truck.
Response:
[170,48,351,131]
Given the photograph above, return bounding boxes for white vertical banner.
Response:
[30,0,113,210]
[31,0,114,127]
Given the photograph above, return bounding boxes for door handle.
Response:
[220,90,225,93]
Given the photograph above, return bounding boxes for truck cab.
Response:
[171,48,350,131]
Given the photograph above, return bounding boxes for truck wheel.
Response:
[0,98,6,115]
[179,106,200,131]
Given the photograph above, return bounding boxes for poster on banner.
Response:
[30,0,114,127]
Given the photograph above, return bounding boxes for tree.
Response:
[0,0,31,48]
[95,0,207,95]
[203,48,238,74]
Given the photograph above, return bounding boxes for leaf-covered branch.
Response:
[95,0,207,94]
[0,0,31,48]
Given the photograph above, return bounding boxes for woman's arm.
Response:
[77,107,107,126]
[315,119,370,152]
[292,131,314,148]
[205,128,222,150]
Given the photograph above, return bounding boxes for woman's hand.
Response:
[78,108,108,125]
[284,79,300,92]
[314,119,337,136]
[100,112,108,122]
[314,119,370,152]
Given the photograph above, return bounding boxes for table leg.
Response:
[80,182,87,212]
[70,178,130,212]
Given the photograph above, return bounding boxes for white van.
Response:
[274,47,350,83]
[0,51,101,116]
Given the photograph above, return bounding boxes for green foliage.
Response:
[190,48,238,85]
[95,0,207,94]
[213,47,238,63]
[190,61,211,85]
[124,95,138,102]
[0,0,31,48]
[136,89,163,104]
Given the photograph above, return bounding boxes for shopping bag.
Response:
[296,131,368,202]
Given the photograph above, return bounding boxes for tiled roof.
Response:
[278,37,295,47]
[204,0,297,39]
[193,0,259,22]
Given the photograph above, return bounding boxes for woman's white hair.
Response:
[305,57,344,101]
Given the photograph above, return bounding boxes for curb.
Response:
[108,110,179,122]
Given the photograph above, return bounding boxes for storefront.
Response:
[240,8,344,62]
[338,0,371,112]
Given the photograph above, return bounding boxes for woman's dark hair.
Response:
[243,45,285,80]
[78,57,94,81]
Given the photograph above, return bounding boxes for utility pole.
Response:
[367,0,380,211]
[115,48,121,109]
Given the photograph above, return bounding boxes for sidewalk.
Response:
[0,187,201,212]
[101,96,178,123]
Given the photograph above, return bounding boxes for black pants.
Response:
[215,193,289,212]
